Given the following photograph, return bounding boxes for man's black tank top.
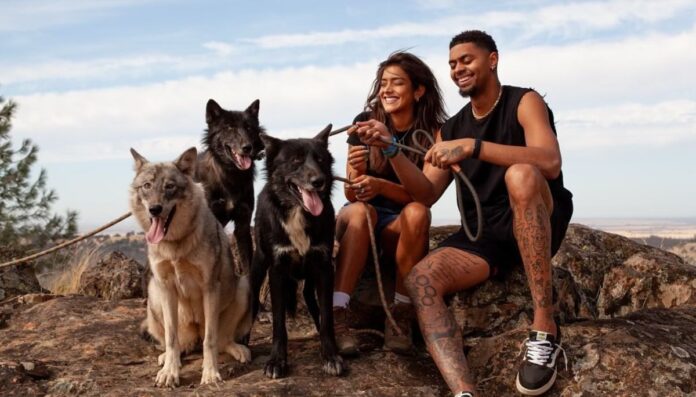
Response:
[440,85,572,216]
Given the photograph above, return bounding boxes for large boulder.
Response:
[448,224,696,337]
[77,251,147,300]
[0,265,44,302]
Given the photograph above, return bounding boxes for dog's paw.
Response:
[200,366,223,385]
[263,357,287,379]
[322,355,344,376]
[155,362,180,388]
[225,343,252,364]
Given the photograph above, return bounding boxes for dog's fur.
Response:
[195,99,264,273]
[130,147,252,388]
[250,125,344,379]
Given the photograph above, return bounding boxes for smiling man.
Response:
[354,30,574,396]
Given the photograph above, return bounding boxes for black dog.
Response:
[250,125,344,379]
[195,99,264,273]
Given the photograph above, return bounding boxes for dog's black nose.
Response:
[242,144,252,154]
[149,205,163,217]
[310,177,325,190]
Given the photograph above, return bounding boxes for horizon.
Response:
[2,0,695,233]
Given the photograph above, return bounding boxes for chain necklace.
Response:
[472,86,503,120]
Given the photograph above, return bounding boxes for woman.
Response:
[333,51,446,354]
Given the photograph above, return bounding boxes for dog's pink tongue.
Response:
[146,217,165,244]
[234,153,252,170]
[300,188,323,216]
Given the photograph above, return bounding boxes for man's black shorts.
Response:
[438,190,573,277]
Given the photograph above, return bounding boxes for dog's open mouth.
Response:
[226,145,252,170]
[289,183,323,216]
[146,206,176,244]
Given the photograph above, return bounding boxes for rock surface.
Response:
[0,264,44,302]
[0,224,694,396]
[77,251,147,300]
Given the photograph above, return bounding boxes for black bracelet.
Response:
[471,137,482,159]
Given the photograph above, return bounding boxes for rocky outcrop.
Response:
[0,224,694,396]
[77,251,147,300]
[448,224,696,338]
[0,265,43,302]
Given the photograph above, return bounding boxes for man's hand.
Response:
[352,119,392,148]
[348,145,369,175]
[424,139,472,169]
[350,174,383,201]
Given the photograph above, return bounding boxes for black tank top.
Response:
[441,85,572,215]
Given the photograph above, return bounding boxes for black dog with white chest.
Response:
[195,99,264,273]
[251,125,344,379]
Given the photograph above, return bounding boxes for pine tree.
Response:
[0,94,77,261]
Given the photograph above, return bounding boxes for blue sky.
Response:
[2,0,695,232]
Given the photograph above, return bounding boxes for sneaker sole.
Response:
[515,370,556,396]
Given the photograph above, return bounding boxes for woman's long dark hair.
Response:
[364,51,447,173]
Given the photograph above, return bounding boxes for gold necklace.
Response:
[472,86,503,120]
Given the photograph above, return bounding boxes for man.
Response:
[354,30,573,396]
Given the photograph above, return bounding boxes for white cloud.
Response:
[203,41,236,57]
[242,0,695,49]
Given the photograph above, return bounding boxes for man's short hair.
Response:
[449,30,498,53]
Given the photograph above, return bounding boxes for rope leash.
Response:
[0,212,133,269]
[330,124,483,242]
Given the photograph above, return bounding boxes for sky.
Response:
[2,0,695,232]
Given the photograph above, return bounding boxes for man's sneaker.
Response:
[333,306,358,355]
[454,392,474,397]
[384,302,414,354]
[516,329,566,395]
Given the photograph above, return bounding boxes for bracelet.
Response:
[382,135,400,158]
[471,137,482,159]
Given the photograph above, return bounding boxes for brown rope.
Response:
[0,212,133,270]
[333,175,404,337]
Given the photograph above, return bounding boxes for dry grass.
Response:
[43,247,102,294]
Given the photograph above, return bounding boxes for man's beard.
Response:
[458,85,478,98]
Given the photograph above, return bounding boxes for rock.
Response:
[467,307,696,396]
[77,251,146,300]
[449,224,696,338]
[0,264,44,302]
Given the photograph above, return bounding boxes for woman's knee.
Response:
[400,202,431,236]
[338,202,377,227]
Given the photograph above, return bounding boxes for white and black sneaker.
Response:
[454,392,474,397]
[515,330,566,396]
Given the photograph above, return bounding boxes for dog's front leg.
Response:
[155,277,181,387]
[314,249,344,376]
[233,206,253,274]
[200,280,222,385]
[265,266,288,379]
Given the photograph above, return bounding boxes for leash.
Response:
[330,124,483,242]
[333,175,405,338]
[0,212,133,270]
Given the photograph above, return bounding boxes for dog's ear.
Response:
[175,147,198,176]
[259,133,281,159]
[130,148,148,172]
[206,99,223,124]
[314,124,332,146]
[245,99,260,119]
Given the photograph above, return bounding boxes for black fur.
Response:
[250,125,344,379]
[195,99,264,272]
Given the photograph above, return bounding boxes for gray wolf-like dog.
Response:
[250,125,344,379]
[195,99,264,273]
[129,147,252,387]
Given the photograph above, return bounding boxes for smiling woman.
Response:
[331,51,447,355]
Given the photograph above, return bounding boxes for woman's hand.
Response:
[424,139,472,169]
[348,145,369,175]
[352,119,392,148]
[350,174,383,201]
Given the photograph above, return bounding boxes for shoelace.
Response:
[522,339,569,371]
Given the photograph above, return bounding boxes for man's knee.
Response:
[400,202,431,235]
[505,164,544,204]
